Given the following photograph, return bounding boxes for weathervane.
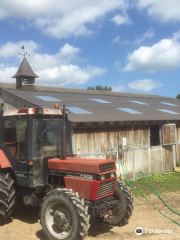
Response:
[19,46,30,58]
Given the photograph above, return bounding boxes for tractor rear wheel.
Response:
[40,188,90,240]
[0,172,15,224]
[102,180,134,226]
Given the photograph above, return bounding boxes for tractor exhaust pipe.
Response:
[62,104,67,160]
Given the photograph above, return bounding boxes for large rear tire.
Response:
[0,172,15,224]
[102,180,134,226]
[40,188,90,240]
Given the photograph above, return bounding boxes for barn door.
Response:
[162,124,176,170]
[162,124,176,145]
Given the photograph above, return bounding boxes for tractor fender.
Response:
[0,149,11,169]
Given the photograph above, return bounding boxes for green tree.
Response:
[176,94,180,99]
[87,85,112,91]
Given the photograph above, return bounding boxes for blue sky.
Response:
[0,0,180,98]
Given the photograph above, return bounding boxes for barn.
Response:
[0,57,180,179]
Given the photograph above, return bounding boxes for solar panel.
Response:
[117,108,142,114]
[160,102,177,106]
[67,107,91,114]
[157,109,179,114]
[89,98,111,103]
[35,96,61,101]
[129,100,148,105]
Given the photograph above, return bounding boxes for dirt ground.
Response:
[0,191,180,240]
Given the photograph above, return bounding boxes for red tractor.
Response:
[0,105,133,240]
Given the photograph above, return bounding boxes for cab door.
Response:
[2,117,29,186]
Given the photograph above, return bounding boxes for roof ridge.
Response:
[0,82,175,99]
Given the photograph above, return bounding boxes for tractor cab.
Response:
[1,106,72,187]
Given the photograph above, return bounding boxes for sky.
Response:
[0,0,180,98]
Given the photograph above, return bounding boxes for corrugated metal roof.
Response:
[0,83,173,99]
[2,88,180,123]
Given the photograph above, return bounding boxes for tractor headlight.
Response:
[110,172,115,178]
[100,175,105,180]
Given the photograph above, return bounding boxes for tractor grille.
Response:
[98,162,116,173]
[96,179,116,198]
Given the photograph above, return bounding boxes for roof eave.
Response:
[11,74,39,78]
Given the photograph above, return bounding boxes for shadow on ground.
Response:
[5,204,117,239]
[10,203,39,224]
[88,217,115,237]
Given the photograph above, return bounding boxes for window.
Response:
[35,96,61,101]
[157,109,179,114]
[32,118,72,159]
[67,107,91,114]
[3,118,27,159]
[150,125,160,146]
[89,98,111,103]
[160,102,177,106]
[129,100,148,105]
[117,108,142,114]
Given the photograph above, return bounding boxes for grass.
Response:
[122,172,180,197]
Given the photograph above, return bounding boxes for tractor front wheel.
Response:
[40,188,90,240]
[0,172,15,224]
[102,180,134,226]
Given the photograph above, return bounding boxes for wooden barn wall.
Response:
[176,124,180,163]
[176,124,180,142]
[163,124,176,145]
[133,126,150,147]
[0,92,32,111]
[74,125,176,179]
[134,145,175,177]
[73,128,118,159]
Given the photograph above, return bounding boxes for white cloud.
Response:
[0,66,18,83]
[113,61,121,71]
[137,0,180,23]
[0,0,129,38]
[112,36,129,45]
[111,14,131,25]
[128,79,162,92]
[0,40,39,59]
[36,65,105,86]
[112,85,126,92]
[124,30,180,72]
[135,28,155,44]
[112,36,120,43]
[0,40,106,87]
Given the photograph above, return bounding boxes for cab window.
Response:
[3,118,27,159]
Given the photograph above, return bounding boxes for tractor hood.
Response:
[48,157,116,175]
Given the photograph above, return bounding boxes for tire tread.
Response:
[0,172,15,224]
[40,188,90,240]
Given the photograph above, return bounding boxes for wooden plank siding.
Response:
[133,126,150,147]
[73,128,118,157]
[163,124,176,145]
[176,144,180,162]
[176,124,180,143]
[120,150,134,179]
[119,127,132,150]
[73,125,176,179]
[134,145,174,177]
